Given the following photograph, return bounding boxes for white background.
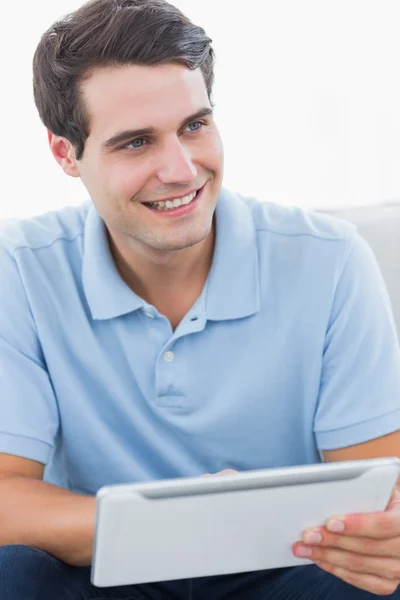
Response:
[2,0,400,218]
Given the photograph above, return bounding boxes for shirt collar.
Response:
[82,206,144,320]
[205,187,260,321]
[82,187,260,321]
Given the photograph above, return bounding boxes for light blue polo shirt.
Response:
[1,188,400,495]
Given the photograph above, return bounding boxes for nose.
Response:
[156,139,198,185]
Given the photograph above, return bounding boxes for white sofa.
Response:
[1,202,399,338]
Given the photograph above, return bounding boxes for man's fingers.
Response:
[297,545,400,581]
[201,469,238,477]
[302,528,400,558]
[326,511,400,539]
[316,561,399,596]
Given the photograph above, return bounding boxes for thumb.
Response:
[387,487,400,512]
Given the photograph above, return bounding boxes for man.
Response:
[0,0,400,597]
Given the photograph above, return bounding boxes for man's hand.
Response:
[292,488,400,596]
[202,469,239,477]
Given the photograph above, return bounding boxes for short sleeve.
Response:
[0,247,59,463]
[314,232,400,451]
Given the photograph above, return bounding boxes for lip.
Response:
[142,184,205,218]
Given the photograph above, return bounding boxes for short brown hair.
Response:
[33,0,215,161]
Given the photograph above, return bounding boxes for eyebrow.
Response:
[101,107,214,150]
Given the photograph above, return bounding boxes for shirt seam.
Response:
[255,226,355,243]
[0,430,53,448]
[0,332,44,369]
[8,231,84,257]
[314,404,400,434]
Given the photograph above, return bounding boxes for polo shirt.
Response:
[1,188,400,495]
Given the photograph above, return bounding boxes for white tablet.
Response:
[91,457,400,587]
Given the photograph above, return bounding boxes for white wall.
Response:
[2,0,400,218]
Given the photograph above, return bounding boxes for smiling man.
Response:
[0,0,400,598]
[69,61,223,330]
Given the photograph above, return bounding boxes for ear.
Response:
[47,130,80,178]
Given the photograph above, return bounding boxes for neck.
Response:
[107,223,216,307]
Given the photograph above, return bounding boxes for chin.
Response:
[153,238,204,252]
[158,232,211,252]
[150,220,214,252]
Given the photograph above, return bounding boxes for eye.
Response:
[186,121,203,133]
[123,138,146,150]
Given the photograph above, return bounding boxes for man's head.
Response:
[33,0,224,254]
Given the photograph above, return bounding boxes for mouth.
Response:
[141,185,205,217]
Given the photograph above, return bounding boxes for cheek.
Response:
[78,162,107,202]
[197,131,224,172]
[106,158,152,199]
[209,130,224,165]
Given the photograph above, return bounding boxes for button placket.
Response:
[155,339,186,407]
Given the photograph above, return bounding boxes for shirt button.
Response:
[144,311,154,319]
[163,351,175,363]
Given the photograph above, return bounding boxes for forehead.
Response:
[81,64,210,138]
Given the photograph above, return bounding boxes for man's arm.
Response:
[323,430,400,465]
[317,229,400,467]
[324,430,400,492]
[0,247,95,565]
[0,453,95,566]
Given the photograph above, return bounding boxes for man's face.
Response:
[72,63,224,253]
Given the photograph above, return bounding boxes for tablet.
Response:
[91,457,400,587]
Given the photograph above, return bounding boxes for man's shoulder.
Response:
[0,202,91,257]
[236,192,356,244]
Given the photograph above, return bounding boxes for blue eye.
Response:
[187,121,202,132]
[125,138,146,149]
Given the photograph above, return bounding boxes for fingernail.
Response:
[295,546,313,558]
[326,518,345,532]
[304,531,322,545]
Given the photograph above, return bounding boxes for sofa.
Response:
[1,201,399,339]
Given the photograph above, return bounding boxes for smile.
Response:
[145,190,198,211]
[141,185,205,218]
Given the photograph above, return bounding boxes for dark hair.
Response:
[32,0,215,160]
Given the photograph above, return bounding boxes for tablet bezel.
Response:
[96,457,400,501]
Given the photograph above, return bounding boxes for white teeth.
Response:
[148,191,197,211]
